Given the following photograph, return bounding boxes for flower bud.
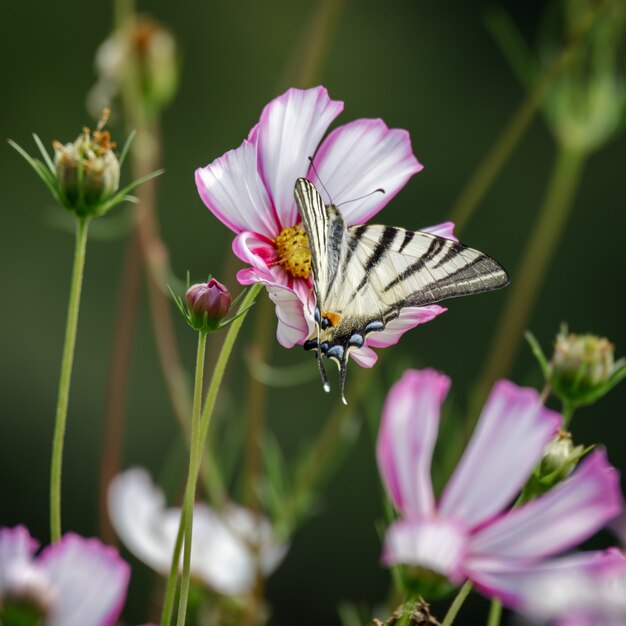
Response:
[542,0,626,152]
[185,279,232,331]
[551,330,615,404]
[54,110,120,216]
[540,431,585,481]
[89,16,179,117]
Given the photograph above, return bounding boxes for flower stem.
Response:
[441,581,472,626]
[160,284,261,626]
[49,216,90,543]
[561,401,575,430]
[175,331,207,626]
[159,506,186,626]
[472,145,586,413]
[487,599,502,626]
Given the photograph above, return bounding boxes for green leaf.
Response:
[525,330,551,377]
[118,129,136,168]
[32,133,56,174]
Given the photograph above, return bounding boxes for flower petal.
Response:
[0,526,39,595]
[196,140,278,236]
[364,305,445,349]
[38,534,129,626]
[468,550,626,620]
[382,518,468,582]
[232,230,278,284]
[422,221,458,241]
[256,87,343,227]
[265,282,314,348]
[349,345,379,368]
[377,369,450,517]
[469,449,623,560]
[108,467,173,573]
[312,118,422,225]
[439,380,561,528]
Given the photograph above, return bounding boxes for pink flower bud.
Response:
[185,279,231,329]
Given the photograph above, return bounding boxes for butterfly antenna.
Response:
[307,156,333,205]
[336,188,385,209]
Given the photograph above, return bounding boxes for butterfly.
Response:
[294,177,509,404]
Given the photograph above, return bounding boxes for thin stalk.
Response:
[473,145,586,408]
[441,581,472,626]
[98,227,143,542]
[50,216,90,542]
[159,506,186,626]
[161,285,261,626]
[100,0,194,539]
[561,401,575,430]
[244,297,273,511]
[487,599,502,626]
[175,331,207,626]
[449,0,608,234]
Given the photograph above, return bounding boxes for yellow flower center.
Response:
[275,225,311,279]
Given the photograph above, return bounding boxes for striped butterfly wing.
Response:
[294,177,509,403]
[337,224,510,315]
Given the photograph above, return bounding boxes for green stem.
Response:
[160,285,261,626]
[175,331,207,626]
[561,401,575,430]
[49,217,90,543]
[441,581,473,626]
[449,0,607,234]
[198,285,262,460]
[159,506,186,626]
[487,599,502,626]
[473,145,586,411]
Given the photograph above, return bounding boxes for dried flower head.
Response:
[53,109,120,215]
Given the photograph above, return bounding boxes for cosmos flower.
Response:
[376,369,623,599]
[0,526,129,626]
[195,86,450,367]
[478,549,626,626]
[108,468,287,596]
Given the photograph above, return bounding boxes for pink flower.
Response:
[376,369,623,600]
[0,526,129,626]
[195,87,448,367]
[483,549,626,626]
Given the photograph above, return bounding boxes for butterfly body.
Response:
[295,177,509,403]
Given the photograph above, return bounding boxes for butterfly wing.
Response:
[294,177,510,403]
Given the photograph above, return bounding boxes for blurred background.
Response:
[1,0,625,624]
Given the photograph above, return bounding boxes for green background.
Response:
[1,1,625,624]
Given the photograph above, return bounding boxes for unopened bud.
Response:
[90,16,178,116]
[185,279,232,331]
[540,431,584,480]
[54,110,120,216]
[551,330,615,404]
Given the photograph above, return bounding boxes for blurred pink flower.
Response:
[0,526,129,626]
[196,86,449,367]
[476,549,626,626]
[376,369,623,600]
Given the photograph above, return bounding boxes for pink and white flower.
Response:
[376,369,623,600]
[0,525,129,626]
[195,86,449,367]
[108,468,287,596]
[478,549,626,626]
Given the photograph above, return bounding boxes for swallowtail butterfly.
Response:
[295,177,509,404]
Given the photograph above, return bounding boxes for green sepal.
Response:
[525,330,551,378]
[519,443,594,502]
